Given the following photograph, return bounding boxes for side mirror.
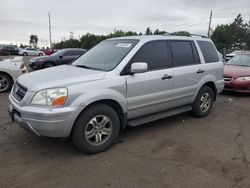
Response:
[59,55,63,59]
[131,62,148,74]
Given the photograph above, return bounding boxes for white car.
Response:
[0,57,27,92]
[18,48,44,56]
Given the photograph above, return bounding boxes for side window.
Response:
[63,51,75,56]
[197,41,219,63]
[73,50,84,56]
[131,41,170,71]
[170,41,197,67]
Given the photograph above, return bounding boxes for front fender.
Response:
[71,88,127,113]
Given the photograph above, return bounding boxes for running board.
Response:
[127,106,192,127]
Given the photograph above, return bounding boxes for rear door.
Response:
[126,41,174,119]
[170,40,202,107]
[196,40,222,91]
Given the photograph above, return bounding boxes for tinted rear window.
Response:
[170,41,197,67]
[197,41,219,63]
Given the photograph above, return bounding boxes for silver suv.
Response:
[8,35,224,153]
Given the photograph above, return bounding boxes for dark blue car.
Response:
[29,48,87,70]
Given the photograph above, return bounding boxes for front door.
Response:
[126,41,173,119]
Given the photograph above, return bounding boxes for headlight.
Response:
[235,76,250,81]
[31,88,68,106]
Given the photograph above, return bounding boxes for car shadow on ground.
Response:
[13,112,190,156]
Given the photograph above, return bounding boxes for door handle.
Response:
[162,74,172,80]
[197,69,205,74]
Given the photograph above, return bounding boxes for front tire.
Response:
[72,104,120,154]
[192,86,214,117]
[23,52,28,56]
[43,62,54,68]
[0,73,12,93]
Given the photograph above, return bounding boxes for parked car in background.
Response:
[0,57,27,92]
[225,50,250,61]
[0,45,19,55]
[18,48,44,56]
[225,51,241,61]
[29,48,87,70]
[39,49,54,56]
[9,35,224,153]
[0,45,9,56]
[224,53,250,93]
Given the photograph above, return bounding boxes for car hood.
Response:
[224,65,250,78]
[17,65,106,92]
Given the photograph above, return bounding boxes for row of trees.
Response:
[211,14,250,53]
[35,14,250,54]
[53,28,190,50]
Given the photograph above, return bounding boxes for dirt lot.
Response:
[1,56,250,187]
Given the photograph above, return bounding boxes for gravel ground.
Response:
[0,56,250,187]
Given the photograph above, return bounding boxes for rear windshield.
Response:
[73,39,138,71]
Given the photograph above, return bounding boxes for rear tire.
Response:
[72,104,120,154]
[23,52,27,56]
[0,73,12,93]
[39,53,43,56]
[192,86,214,117]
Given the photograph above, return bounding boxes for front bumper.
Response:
[29,61,44,70]
[8,95,78,137]
[224,80,250,93]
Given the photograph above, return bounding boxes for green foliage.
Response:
[171,31,191,36]
[53,29,190,50]
[145,27,153,35]
[29,35,38,48]
[153,29,167,35]
[53,39,82,49]
[211,14,250,53]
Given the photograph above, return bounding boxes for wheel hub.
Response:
[200,92,211,112]
[85,115,112,146]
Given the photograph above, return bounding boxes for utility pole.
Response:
[207,11,213,38]
[48,12,52,49]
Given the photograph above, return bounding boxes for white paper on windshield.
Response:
[116,43,132,48]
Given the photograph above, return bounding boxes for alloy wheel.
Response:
[85,115,113,146]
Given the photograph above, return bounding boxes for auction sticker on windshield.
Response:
[116,43,132,48]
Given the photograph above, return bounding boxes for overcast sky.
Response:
[0,0,250,47]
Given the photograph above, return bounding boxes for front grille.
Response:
[12,83,27,102]
[224,76,232,82]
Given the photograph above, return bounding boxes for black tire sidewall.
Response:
[0,73,12,93]
[43,62,53,68]
[72,104,120,154]
[192,86,214,117]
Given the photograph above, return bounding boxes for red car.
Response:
[39,49,54,56]
[224,54,250,93]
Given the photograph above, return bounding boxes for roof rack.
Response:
[162,33,208,38]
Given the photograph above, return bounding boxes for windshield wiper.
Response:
[74,64,103,71]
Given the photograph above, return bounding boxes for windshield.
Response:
[51,50,65,56]
[72,39,138,71]
[227,54,250,67]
